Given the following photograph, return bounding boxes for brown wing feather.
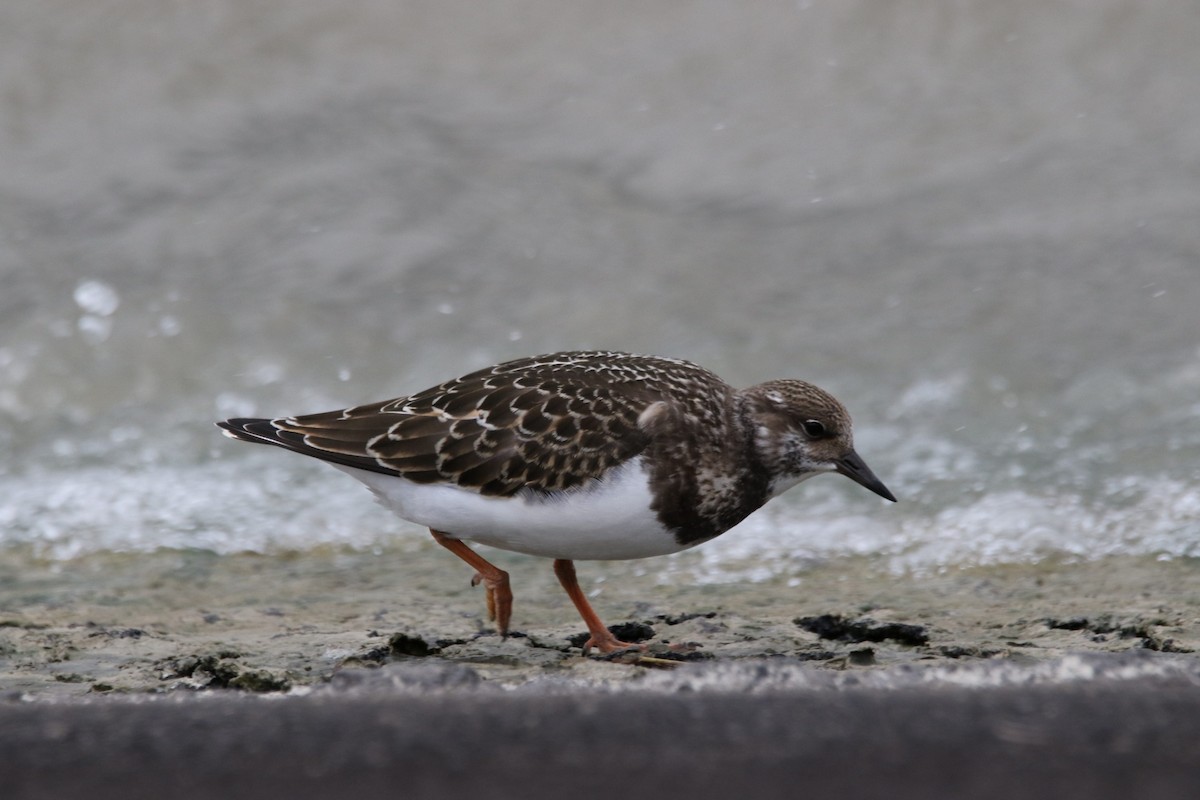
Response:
[226,352,733,497]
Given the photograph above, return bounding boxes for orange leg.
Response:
[430,530,513,637]
[553,559,638,655]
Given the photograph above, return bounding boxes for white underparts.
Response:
[330,456,685,561]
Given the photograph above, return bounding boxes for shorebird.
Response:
[218,351,895,653]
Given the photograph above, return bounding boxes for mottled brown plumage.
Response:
[218,350,895,654]
[287,352,669,494]
[219,351,894,545]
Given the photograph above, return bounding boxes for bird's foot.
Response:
[470,569,513,637]
[430,530,516,639]
[580,631,641,656]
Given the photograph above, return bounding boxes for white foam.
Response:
[1,451,1196,581]
[676,476,1199,583]
[72,280,121,317]
[0,456,419,560]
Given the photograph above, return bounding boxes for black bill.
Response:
[835,450,897,502]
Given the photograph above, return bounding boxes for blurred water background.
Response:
[2,1,1198,582]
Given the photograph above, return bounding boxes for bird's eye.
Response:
[801,419,827,438]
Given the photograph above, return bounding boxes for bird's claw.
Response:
[470,570,512,634]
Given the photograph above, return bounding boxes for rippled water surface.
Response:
[2,2,1198,580]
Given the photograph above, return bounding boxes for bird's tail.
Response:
[216,417,273,442]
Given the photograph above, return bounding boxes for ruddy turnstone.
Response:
[217,351,895,653]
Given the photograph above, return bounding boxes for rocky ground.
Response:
[1,545,1196,696]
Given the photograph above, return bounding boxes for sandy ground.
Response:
[1,545,1196,695]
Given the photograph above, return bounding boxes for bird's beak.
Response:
[834,450,897,502]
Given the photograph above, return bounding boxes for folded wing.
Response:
[218,368,658,496]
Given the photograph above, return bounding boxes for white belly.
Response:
[330,456,684,561]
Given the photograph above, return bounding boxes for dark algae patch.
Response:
[388,632,442,657]
[1043,614,1194,653]
[795,614,930,646]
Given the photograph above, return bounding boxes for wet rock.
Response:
[159,653,289,692]
[164,654,242,688]
[228,669,291,692]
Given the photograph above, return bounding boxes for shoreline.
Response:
[4,547,1199,799]
[1,547,1195,696]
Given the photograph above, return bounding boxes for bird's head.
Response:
[742,379,896,502]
